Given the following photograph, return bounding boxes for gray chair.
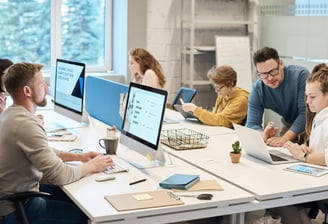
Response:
[308,201,328,224]
[0,191,49,224]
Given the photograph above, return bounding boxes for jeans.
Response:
[0,184,88,224]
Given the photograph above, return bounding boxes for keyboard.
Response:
[104,161,129,174]
[270,153,287,162]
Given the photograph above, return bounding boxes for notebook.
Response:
[233,123,298,164]
[159,173,200,190]
[173,104,200,121]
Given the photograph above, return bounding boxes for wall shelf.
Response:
[181,0,259,92]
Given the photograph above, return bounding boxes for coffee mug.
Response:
[99,138,119,155]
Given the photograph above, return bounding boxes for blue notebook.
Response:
[159,173,200,190]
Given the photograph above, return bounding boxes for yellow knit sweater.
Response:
[193,87,249,128]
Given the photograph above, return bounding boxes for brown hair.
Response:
[304,63,328,143]
[129,48,166,88]
[4,62,43,99]
[207,65,237,87]
[0,58,14,92]
[253,46,280,66]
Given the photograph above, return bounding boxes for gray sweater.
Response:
[0,105,82,216]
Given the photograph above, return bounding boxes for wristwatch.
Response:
[303,153,309,163]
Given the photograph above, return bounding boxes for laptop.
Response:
[173,104,200,122]
[233,123,298,164]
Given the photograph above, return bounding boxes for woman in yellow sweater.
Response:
[182,65,249,128]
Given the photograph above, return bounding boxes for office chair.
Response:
[0,191,49,224]
[170,87,197,110]
[307,200,328,224]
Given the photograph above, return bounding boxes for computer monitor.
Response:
[46,59,88,132]
[120,82,168,168]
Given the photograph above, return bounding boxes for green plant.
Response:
[231,140,242,154]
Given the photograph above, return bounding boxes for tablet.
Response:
[284,164,328,177]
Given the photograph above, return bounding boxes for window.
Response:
[0,0,111,72]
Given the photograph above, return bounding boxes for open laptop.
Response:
[173,104,200,122]
[233,123,298,164]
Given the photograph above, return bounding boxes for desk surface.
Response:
[163,109,234,136]
[43,108,328,223]
[163,130,328,207]
[44,110,255,224]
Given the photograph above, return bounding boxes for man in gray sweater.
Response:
[0,62,114,223]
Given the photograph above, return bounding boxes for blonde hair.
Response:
[207,65,237,87]
[304,63,328,143]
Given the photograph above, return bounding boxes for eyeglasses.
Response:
[213,84,225,91]
[257,64,280,79]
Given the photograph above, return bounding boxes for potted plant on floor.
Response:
[230,140,242,163]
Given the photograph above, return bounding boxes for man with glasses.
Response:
[246,47,309,147]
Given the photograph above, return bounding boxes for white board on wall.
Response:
[215,36,253,91]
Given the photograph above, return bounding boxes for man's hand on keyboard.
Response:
[81,154,114,176]
[78,151,104,163]
[104,161,129,174]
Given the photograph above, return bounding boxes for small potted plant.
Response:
[230,140,242,163]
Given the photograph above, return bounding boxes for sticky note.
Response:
[132,193,153,201]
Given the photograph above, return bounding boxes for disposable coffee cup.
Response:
[99,138,119,155]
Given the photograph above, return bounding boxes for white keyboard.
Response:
[104,161,129,174]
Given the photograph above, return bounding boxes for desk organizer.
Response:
[161,128,209,150]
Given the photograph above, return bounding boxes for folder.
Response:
[159,173,200,190]
[173,179,224,192]
[104,190,184,211]
[47,134,77,142]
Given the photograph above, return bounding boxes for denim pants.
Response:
[0,184,88,224]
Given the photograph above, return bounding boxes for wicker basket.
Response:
[161,128,209,150]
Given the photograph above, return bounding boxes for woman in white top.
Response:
[285,63,328,166]
[128,48,166,89]
[281,63,328,224]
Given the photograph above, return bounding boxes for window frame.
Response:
[50,0,112,73]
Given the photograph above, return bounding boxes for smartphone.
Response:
[284,164,328,177]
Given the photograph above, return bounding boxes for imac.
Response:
[120,82,168,168]
[45,59,88,132]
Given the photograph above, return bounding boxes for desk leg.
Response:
[230,214,236,224]
[230,213,245,224]
[237,213,245,224]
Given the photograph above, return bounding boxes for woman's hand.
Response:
[284,141,304,160]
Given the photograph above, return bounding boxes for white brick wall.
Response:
[146,0,182,102]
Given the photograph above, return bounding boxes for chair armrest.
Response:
[1,191,50,202]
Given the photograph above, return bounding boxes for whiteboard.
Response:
[215,36,253,91]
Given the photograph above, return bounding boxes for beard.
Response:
[32,93,47,107]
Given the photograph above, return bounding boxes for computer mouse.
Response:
[95,175,116,182]
[197,194,213,200]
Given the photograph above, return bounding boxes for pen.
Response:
[129,178,146,185]
[179,98,184,104]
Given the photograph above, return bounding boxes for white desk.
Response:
[44,111,255,224]
[163,109,234,136]
[163,131,328,212]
